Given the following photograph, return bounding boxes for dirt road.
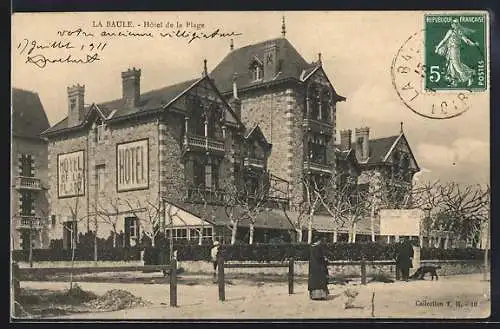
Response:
[20,274,490,319]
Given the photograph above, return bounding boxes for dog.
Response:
[409,265,441,281]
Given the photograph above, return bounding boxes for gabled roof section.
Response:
[303,66,347,102]
[382,133,420,171]
[210,38,312,94]
[12,88,50,139]
[363,135,400,164]
[42,75,244,136]
[335,148,359,166]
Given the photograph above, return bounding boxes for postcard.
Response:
[11,11,490,320]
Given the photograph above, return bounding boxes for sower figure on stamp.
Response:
[435,18,479,87]
[210,240,220,281]
[396,237,414,282]
[308,238,330,300]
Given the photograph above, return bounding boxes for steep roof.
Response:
[210,37,315,94]
[365,135,400,164]
[12,88,50,139]
[43,78,201,135]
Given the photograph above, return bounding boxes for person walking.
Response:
[210,241,221,281]
[396,237,414,281]
[308,238,330,300]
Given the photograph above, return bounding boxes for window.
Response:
[357,137,364,158]
[321,90,331,122]
[189,228,200,241]
[172,228,188,240]
[188,98,206,136]
[20,191,34,216]
[252,65,263,81]
[20,154,33,177]
[96,165,106,194]
[124,217,140,247]
[310,87,320,120]
[95,119,106,143]
[63,220,78,249]
[308,141,327,164]
[203,227,213,239]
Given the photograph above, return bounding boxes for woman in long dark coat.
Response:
[396,238,414,281]
[308,239,329,300]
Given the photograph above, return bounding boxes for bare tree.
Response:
[238,171,270,244]
[122,195,162,247]
[411,180,490,248]
[281,200,309,243]
[95,196,122,247]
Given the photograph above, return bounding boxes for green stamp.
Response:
[425,14,487,91]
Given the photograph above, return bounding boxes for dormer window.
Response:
[250,58,263,81]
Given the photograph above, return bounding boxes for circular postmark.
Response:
[391,29,473,120]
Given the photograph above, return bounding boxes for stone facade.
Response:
[44,74,255,248]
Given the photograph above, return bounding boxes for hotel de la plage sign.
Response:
[117,139,149,192]
[58,150,85,198]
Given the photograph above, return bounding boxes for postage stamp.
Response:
[424,14,487,91]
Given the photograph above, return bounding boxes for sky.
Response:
[11,11,490,186]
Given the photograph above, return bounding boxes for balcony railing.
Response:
[243,157,266,169]
[15,176,42,190]
[185,187,226,205]
[303,160,333,174]
[183,134,225,153]
[16,215,46,229]
[302,118,334,135]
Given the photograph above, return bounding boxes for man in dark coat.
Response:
[308,239,329,299]
[396,237,414,281]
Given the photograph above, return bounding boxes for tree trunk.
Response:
[198,229,203,246]
[436,236,442,248]
[307,214,313,244]
[94,218,98,265]
[370,205,375,242]
[249,223,255,245]
[112,225,117,248]
[231,221,238,245]
[444,234,450,250]
[352,222,357,243]
[151,235,155,247]
[297,229,303,243]
[333,230,337,243]
[69,229,75,291]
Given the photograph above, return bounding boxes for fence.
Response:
[12,262,178,307]
[217,256,295,301]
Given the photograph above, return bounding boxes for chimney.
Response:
[121,67,141,108]
[263,42,279,81]
[229,73,241,119]
[67,84,85,127]
[355,127,370,162]
[340,129,352,151]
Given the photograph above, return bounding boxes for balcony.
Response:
[15,215,46,229]
[243,157,266,169]
[183,134,225,155]
[303,160,333,175]
[302,118,333,135]
[14,176,42,190]
[185,187,226,205]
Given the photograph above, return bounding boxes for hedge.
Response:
[12,244,487,263]
[12,247,142,262]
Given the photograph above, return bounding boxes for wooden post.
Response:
[169,259,177,307]
[218,255,225,301]
[361,259,367,285]
[288,257,294,295]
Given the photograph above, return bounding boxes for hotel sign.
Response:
[116,139,149,192]
[58,150,85,198]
